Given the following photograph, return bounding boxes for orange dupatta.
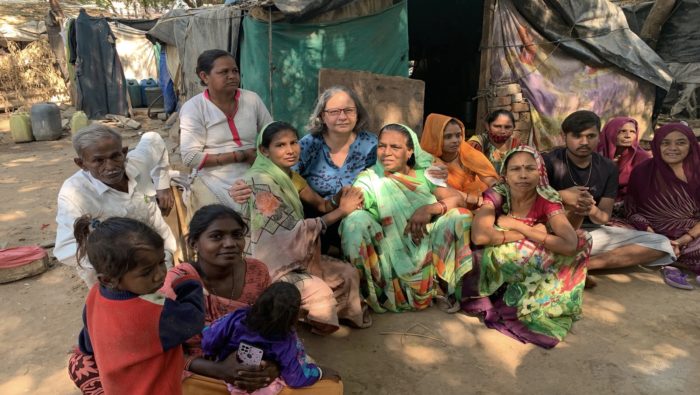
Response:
[420,113,498,194]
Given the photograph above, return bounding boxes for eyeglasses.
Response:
[323,107,357,117]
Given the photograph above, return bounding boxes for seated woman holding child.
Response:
[626,123,700,290]
[340,124,474,313]
[420,113,499,207]
[69,205,342,395]
[464,146,591,349]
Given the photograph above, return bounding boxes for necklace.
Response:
[564,151,593,187]
[205,274,236,300]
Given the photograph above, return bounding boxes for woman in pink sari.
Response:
[626,123,700,289]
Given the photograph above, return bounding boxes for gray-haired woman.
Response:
[294,85,376,200]
[296,86,376,252]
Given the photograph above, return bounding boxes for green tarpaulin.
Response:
[241,1,408,133]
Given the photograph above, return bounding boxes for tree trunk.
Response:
[49,0,65,19]
[639,0,677,50]
[45,1,74,104]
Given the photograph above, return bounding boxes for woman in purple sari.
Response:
[626,123,700,289]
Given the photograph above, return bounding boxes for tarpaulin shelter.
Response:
[147,0,406,133]
[0,21,46,46]
[622,0,700,118]
[477,0,672,147]
[64,10,160,118]
[146,0,672,146]
[69,10,129,119]
[240,0,408,132]
[147,7,242,101]
[111,22,158,81]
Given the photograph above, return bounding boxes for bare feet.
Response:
[584,274,597,289]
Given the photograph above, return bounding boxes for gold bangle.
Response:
[438,200,448,215]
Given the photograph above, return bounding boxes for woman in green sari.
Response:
[340,124,474,313]
[464,145,591,348]
[234,121,368,334]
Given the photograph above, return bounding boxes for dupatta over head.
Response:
[490,145,561,214]
[628,122,700,201]
[341,124,474,311]
[420,113,498,193]
[356,124,437,276]
[626,123,700,237]
[238,122,321,280]
[597,117,650,197]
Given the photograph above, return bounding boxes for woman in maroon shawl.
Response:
[626,123,700,289]
[597,117,650,204]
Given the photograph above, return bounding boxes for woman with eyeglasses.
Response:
[296,86,377,201]
[231,86,376,253]
[468,110,521,173]
[296,86,378,253]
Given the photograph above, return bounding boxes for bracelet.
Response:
[330,195,339,208]
[184,355,196,371]
[437,200,448,215]
[501,231,506,244]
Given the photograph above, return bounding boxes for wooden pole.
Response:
[475,0,495,136]
[171,185,191,263]
[639,0,677,50]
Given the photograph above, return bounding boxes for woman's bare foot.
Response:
[584,274,597,289]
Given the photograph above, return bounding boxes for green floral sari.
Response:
[463,146,591,347]
[340,125,474,313]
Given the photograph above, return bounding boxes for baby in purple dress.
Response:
[201,282,340,394]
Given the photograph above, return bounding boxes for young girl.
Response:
[70,216,205,395]
[201,282,341,395]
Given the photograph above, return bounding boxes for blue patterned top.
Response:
[293,131,378,198]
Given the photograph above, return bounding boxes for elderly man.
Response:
[54,124,177,286]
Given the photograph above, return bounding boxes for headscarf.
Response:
[373,124,433,175]
[420,113,498,193]
[490,145,561,214]
[245,122,304,219]
[597,117,650,198]
[626,123,700,236]
[240,123,323,281]
[628,122,700,204]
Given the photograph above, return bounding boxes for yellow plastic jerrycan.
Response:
[10,112,33,143]
[70,111,90,134]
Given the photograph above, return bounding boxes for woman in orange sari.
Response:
[421,113,499,207]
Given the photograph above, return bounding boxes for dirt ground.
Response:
[1,112,699,395]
